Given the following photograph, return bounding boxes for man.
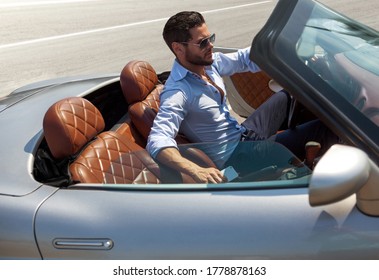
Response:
[146,11,338,183]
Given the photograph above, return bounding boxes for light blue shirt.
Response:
[146,47,260,168]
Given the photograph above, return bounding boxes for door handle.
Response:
[53,238,114,250]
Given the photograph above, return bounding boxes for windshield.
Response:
[295,4,379,127]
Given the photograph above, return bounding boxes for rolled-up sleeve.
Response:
[213,47,260,76]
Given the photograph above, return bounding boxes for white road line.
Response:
[0,18,165,50]
[202,0,271,14]
[0,0,97,8]
[0,1,271,50]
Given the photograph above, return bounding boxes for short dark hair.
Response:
[163,11,205,53]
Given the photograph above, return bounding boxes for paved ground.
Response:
[0,0,378,98]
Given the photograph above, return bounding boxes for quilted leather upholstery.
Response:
[43,97,105,159]
[69,131,161,184]
[120,60,163,140]
[230,71,274,109]
[43,96,216,184]
[120,60,160,104]
[43,97,165,184]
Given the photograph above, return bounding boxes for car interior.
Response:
[34,57,320,187]
[34,60,219,186]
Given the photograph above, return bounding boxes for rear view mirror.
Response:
[309,144,379,216]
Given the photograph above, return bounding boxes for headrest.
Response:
[43,97,105,159]
[120,60,159,104]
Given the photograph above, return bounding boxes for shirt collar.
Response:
[170,58,213,82]
[171,59,190,82]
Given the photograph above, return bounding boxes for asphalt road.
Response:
[0,0,378,98]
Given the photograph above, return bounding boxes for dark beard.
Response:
[185,51,213,66]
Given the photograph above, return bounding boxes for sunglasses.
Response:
[180,33,216,49]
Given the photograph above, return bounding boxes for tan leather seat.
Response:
[43,97,164,184]
[230,71,274,109]
[120,60,162,143]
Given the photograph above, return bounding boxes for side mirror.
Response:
[309,144,379,216]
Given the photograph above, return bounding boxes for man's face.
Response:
[184,24,214,66]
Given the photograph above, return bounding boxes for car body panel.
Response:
[0,185,57,259]
[34,186,379,259]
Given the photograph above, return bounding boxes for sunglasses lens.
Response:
[200,34,215,49]
[210,33,215,43]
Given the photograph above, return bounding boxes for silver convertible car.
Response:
[1,0,379,259]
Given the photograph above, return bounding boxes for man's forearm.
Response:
[156,147,199,177]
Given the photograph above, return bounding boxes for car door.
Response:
[34,141,379,259]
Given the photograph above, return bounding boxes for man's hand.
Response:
[190,166,226,183]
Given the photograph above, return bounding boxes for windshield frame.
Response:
[251,0,379,162]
